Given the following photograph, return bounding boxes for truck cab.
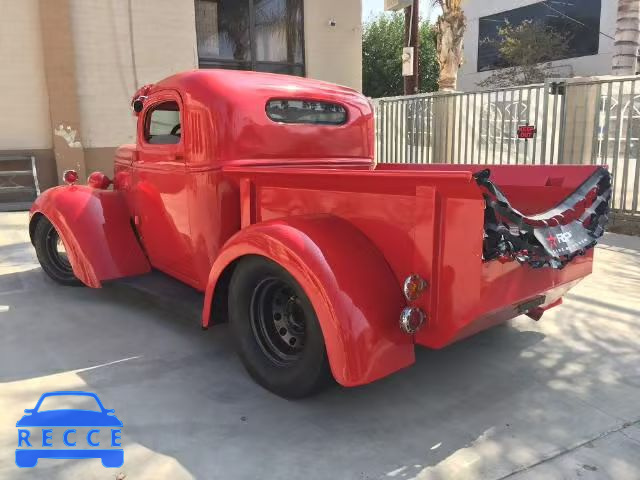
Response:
[29,70,611,398]
[113,70,375,290]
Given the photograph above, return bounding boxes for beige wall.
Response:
[0,0,362,180]
[0,0,51,150]
[69,0,198,149]
[304,0,363,92]
[72,0,362,161]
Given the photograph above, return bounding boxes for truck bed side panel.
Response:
[223,165,600,353]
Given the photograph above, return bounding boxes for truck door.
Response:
[132,91,196,283]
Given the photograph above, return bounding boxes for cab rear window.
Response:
[266,100,347,125]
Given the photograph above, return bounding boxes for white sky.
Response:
[362,0,442,22]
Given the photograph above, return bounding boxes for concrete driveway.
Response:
[0,211,639,480]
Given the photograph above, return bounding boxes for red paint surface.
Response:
[30,70,603,386]
[30,186,150,287]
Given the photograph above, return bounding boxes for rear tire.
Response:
[33,218,81,286]
[228,256,331,398]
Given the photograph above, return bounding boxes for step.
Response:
[0,190,37,205]
[0,156,32,163]
[0,186,36,193]
[0,201,33,212]
[0,170,33,177]
[108,270,205,326]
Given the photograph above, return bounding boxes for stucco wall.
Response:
[0,0,51,150]
[70,0,362,150]
[304,0,363,92]
[459,0,617,91]
[69,0,198,149]
[0,0,363,184]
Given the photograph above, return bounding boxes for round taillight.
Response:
[399,307,426,335]
[62,170,78,185]
[88,171,112,190]
[403,274,428,301]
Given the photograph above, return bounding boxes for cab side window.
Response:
[145,101,181,145]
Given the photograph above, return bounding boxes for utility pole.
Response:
[403,0,420,95]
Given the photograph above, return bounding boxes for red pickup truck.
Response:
[29,70,611,398]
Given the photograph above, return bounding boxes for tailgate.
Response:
[475,166,611,269]
[411,165,612,349]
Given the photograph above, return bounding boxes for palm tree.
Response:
[612,0,640,75]
[434,0,466,90]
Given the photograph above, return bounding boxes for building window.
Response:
[266,100,347,125]
[478,0,601,72]
[195,0,305,76]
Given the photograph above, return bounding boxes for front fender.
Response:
[30,186,150,287]
[202,215,414,387]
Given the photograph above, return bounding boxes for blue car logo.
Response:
[16,391,123,468]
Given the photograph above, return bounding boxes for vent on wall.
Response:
[384,0,413,11]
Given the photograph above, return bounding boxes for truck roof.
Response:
[155,69,363,99]
[137,70,374,167]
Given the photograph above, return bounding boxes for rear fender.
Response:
[30,186,150,287]
[202,215,414,387]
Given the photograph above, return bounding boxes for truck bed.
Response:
[222,163,609,348]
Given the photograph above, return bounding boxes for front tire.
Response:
[228,256,331,398]
[33,218,81,286]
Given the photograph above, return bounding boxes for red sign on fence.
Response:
[517,125,536,139]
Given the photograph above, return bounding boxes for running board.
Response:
[108,270,204,326]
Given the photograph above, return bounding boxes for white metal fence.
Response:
[373,77,640,218]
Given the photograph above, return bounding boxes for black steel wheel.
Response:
[33,218,81,286]
[250,277,308,365]
[229,256,331,398]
